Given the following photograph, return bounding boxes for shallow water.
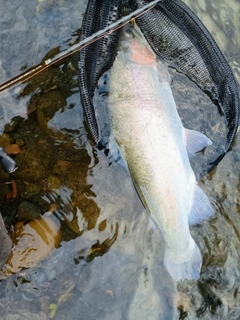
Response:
[0,0,239,319]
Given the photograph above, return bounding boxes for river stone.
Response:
[18,201,42,220]
[0,133,11,147]
[25,182,42,197]
[36,91,67,138]
[0,213,12,269]
[47,174,62,191]
[15,138,24,147]
[4,118,20,133]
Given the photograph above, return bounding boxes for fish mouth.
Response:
[120,24,156,65]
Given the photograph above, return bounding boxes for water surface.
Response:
[0,0,239,319]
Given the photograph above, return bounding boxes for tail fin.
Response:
[164,240,202,281]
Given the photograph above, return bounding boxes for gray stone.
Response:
[0,213,12,269]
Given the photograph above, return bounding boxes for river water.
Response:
[0,0,239,319]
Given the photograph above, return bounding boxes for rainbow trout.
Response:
[108,24,213,281]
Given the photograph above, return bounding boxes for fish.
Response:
[79,1,239,177]
[107,24,214,281]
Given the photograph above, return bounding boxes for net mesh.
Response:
[78,0,123,147]
[78,0,239,175]
[133,0,239,174]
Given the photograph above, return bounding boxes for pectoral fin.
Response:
[184,128,212,158]
[108,134,128,169]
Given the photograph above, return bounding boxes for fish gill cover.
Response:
[78,0,240,177]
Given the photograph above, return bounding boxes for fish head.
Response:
[120,24,156,65]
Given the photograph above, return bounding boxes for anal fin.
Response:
[188,184,214,225]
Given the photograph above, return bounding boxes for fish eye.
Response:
[125,29,132,38]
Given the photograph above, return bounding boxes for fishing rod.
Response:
[0,0,161,94]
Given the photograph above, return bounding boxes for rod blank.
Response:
[0,0,161,94]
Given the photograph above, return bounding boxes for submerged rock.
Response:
[47,174,62,191]
[0,133,11,147]
[16,144,49,180]
[0,211,62,278]
[36,91,66,136]
[18,200,42,220]
[24,182,42,197]
[0,213,12,269]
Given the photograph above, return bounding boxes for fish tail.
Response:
[164,239,202,281]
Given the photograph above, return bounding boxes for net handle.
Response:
[0,0,161,94]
